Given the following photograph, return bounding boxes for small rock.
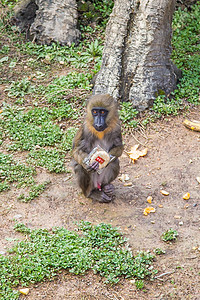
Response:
[184,203,189,209]
[0,250,6,255]
[13,214,23,220]
[193,203,197,207]
[179,221,183,226]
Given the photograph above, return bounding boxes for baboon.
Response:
[72,94,123,202]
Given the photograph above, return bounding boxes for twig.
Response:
[155,270,175,279]
[130,132,147,146]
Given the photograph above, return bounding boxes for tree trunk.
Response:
[93,0,179,111]
[14,0,81,46]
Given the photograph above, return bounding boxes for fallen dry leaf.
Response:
[19,288,30,295]
[160,190,169,196]
[124,182,132,186]
[147,196,152,204]
[127,144,148,163]
[183,119,200,132]
[118,174,130,182]
[174,215,182,219]
[183,192,190,200]
[158,204,163,208]
[143,207,156,216]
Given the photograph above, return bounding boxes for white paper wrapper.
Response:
[83,145,110,169]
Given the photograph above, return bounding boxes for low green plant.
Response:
[28,148,66,173]
[78,0,114,28]
[0,181,10,192]
[0,152,35,192]
[59,127,78,151]
[18,181,50,202]
[16,40,101,71]
[1,0,19,8]
[171,3,200,105]
[6,78,36,98]
[0,222,156,299]
[84,39,103,57]
[0,45,10,54]
[161,229,178,242]
[119,102,139,128]
[154,248,166,255]
[135,279,145,289]
[1,105,63,150]
[152,95,182,117]
[0,56,9,64]
[45,72,92,103]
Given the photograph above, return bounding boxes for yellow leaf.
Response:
[143,207,156,215]
[147,196,152,204]
[127,144,148,163]
[118,174,130,182]
[124,182,132,186]
[183,192,190,200]
[160,190,169,196]
[19,288,30,295]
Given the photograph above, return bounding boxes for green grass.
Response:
[0,222,156,299]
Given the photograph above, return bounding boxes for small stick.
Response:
[155,270,175,279]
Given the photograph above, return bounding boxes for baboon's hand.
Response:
[86,161,99,172]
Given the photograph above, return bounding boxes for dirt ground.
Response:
[0,107,200,300]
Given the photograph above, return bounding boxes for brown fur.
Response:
[72,94,123,202]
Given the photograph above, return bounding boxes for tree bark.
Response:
[14,0,81,46]
[93,0,179,111]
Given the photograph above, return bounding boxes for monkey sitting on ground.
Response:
[72,94,124,203]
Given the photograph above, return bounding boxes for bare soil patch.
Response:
[0,107,200,299]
